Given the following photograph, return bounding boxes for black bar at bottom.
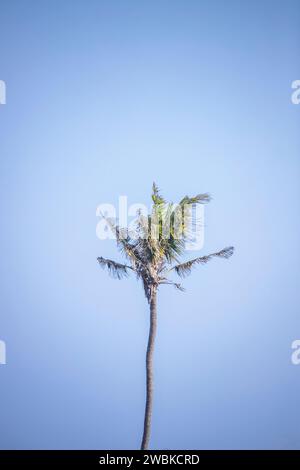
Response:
[0,450,299,467]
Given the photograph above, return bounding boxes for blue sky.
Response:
[0,0,299,449]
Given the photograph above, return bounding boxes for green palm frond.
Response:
[152,182,166,205]
[97,257,133,279]
[172,246,234,278]
[148,202,185,263]
[179,193,211,205]
[177,194,210,241]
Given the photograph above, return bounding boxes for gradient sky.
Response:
[0,0,299,449]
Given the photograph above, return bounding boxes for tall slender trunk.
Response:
[141,287,157,450]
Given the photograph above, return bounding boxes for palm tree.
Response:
[97,183,234,450]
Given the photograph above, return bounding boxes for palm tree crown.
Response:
[97,183,234,301]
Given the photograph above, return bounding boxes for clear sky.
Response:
[0,0,299,449]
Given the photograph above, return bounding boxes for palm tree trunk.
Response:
[141,287,157,450]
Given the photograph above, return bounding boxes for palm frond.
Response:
[150,203,185,262]
[172,246,234,278]
[152,182,166,205]
[179,193,211,205]
[99,213,144,267]
[97,257,133,279]
[159,279,185,292]
[175,194,210,243]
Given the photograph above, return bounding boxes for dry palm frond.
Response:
[159,279,185,291]
[172,246,234,278]
[97,257,133,279]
